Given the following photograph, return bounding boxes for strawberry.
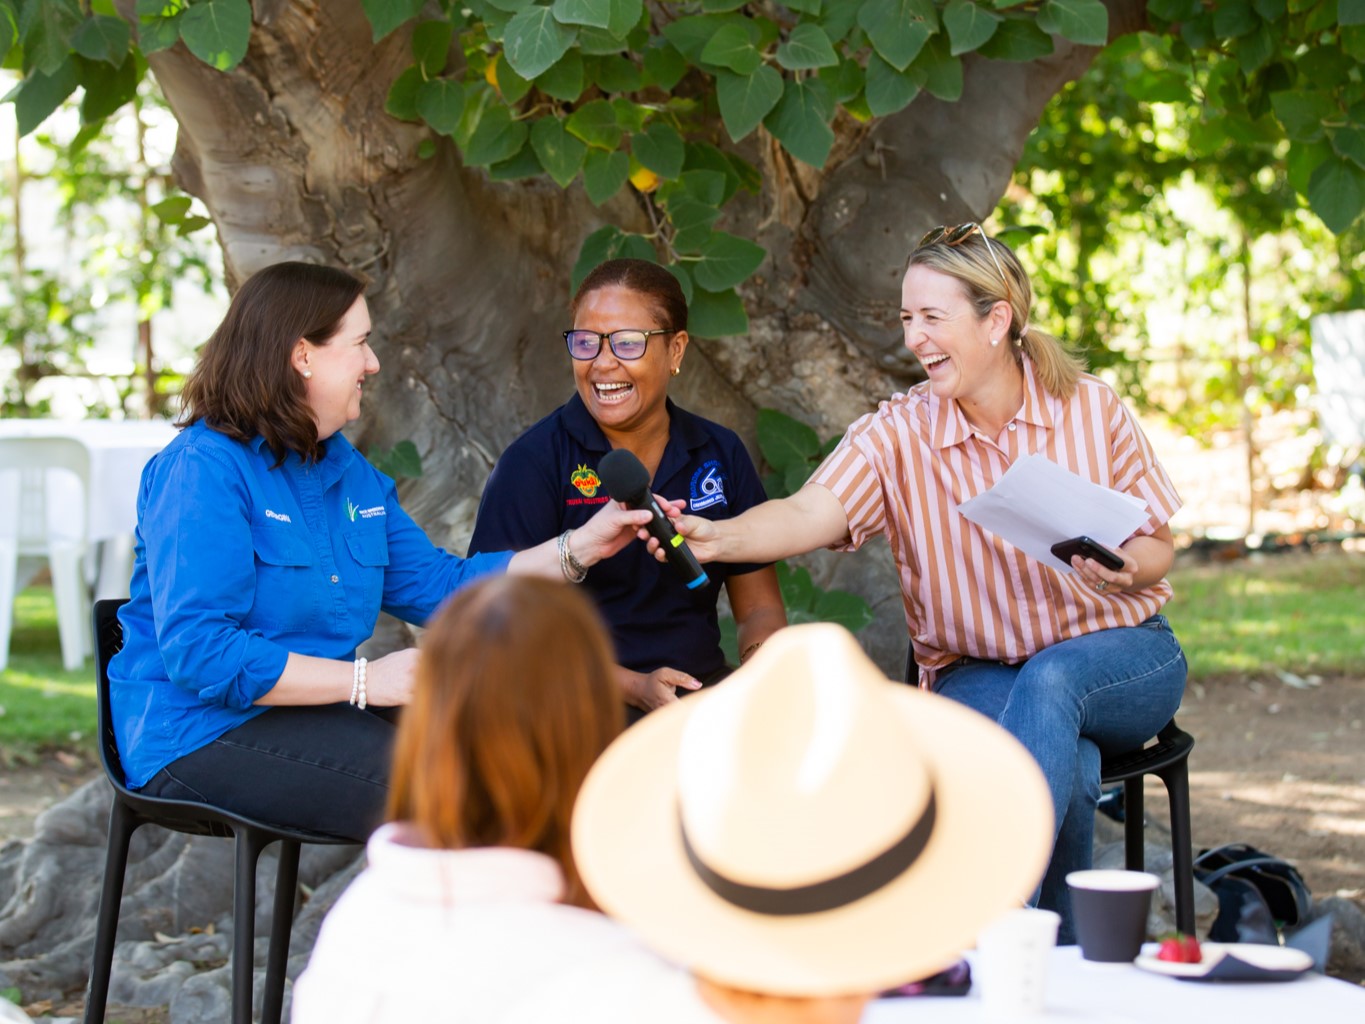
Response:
[1156,933,1202,963]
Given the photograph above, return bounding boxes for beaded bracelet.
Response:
[558,529,587,583]
[351,657,368,709]
[740,641,764,664]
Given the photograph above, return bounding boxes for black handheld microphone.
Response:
[597,448,710,591]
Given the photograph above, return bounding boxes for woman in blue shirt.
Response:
[111,262,651,841]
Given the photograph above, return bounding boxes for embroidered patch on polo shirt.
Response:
[690,460,727,511]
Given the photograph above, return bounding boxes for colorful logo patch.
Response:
[690,460,727,511]
[570,463,601,498]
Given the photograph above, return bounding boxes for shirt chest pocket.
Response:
[249,523,320,634]
[344,524,389,622]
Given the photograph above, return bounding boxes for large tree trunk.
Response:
[127,0,1143,670]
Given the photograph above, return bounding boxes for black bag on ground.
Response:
[1194,843,1313,943]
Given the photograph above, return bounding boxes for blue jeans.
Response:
[932,616,1186,943]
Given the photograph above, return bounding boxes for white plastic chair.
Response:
[0,436,92,671]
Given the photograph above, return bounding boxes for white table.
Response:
[864,946,1365,1023]
[0,417,180,596]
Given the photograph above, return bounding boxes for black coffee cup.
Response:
[1066,869,1160,963]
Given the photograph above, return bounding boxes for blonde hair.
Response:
[906,232,1085,399]
[386,576,624,908]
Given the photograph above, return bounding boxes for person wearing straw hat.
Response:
[565,622,1054,1020]
[645,225,1188,943]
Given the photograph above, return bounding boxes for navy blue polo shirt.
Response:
[470,394,769,679]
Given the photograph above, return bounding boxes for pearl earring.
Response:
[990,337,1000,347]
[302,370,313,379]
[670,366,680,377]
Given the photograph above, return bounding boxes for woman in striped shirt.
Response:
[658,225,1187,942]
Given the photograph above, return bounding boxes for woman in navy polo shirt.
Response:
[470,259,786,718]
[110,262,652,841]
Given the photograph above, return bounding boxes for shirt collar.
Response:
[365,822,567,906]
[930,356,1055,450]
[562,391,709,460]
[249,430,356,486]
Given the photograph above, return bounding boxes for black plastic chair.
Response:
[1099,718,1197,935]
[86,598,360,1024]
[906,647,1197,934]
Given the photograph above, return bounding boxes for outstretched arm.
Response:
[660,484,851,565]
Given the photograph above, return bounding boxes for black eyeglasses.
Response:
[917,222,1011,298]
[564,328,672,361]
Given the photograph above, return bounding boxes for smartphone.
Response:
[1050,535,1124,571]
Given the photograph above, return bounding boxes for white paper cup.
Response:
[975,907,1060,1017]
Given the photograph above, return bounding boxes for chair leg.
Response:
[260,841,301,1024]
[1123,778,1146,872]
[49,543,88,670]
[0,538,17,673]
[84,801,141,1024]
[233,830,273,1024]
[1160,762,1197,935]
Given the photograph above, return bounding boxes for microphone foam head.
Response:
[598,448,651,504]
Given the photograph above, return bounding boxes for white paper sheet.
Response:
[956,453,1150,573]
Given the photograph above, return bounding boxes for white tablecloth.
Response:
[864,947,1365,1023]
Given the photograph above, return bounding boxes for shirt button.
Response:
[330,575,339,583]
[1008,423,1017,431]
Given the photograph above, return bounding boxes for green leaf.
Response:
[692,231,765,291]
[503,5,575,80]
[137,9,182,54]
[537,48,584,100]
[1236,21,1276,74]
[662,13,740,62]
[1035,0,1108,47]
[1251,0,1287,21]
[385,65,423,121]
[976,16,1053,61]
[77,53,139,123]
[367,440,424,479]
[775,22,838,69]
[552,0,610,29]
[915,34,962,101]
[606,0,643,37]
[817,0,859,43]
[942,0,999,55]
[678,168,728,206]
[811,588,874,632]
[1147,0,1202,19]
[702,0,746,11]
[582,146,629,204]
[567,99,623,149]
[23,0,82,76]
[180,0,251,71]
[0,2,16,67]
[663,194,722,251]
[586,53,642,91]
[864,51,921,117]
[530,116,587,187]
[715,65,783,142]
[412,19,453,76]
[485,0,536,13]
[776,562,816,608]
[642,41,687,90]
[819,57,864,103]
[1212,0,1258,37]
[1271,90,1335,142]
[1342,0,1365,24]
[763,78,836,168]
[1308,156,1364,233]
[71,14,130,63]
[612,97,649,133]
[490,53,533,103]
[462,103,529,165]
[1331,126,1365,170]
[12,58,79,135]
[362,0,425,41]
[683,142,742,203]
[632,120,685,179]
[151,195,194,222]
[688,286,749,337]
[858,0,936,72]
[1286,138,1332,195]
[667,261,695,306]
[416,78,466,136]
[488,139,544,179]
[699,22,762,74]
[756,408,821,471]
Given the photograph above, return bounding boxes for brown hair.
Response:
[178,261,367,465]
[906,233,1085,399]
[387,576,624,908]
[571,258,688,333]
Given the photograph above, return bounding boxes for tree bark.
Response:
[122,0,1145,666]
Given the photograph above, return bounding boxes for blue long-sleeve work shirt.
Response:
[110,422,512,789]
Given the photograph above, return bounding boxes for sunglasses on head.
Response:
[917,222,1011,299]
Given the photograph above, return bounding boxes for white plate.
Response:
[1134,942,1313,981]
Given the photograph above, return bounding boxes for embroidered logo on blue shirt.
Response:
[690,460,727,511]
[264,509,292,523]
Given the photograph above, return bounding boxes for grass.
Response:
[1165,548,1365,680]
[0,588,98,763]
[2,552,1362,755]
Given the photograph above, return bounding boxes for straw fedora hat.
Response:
[572,623,1053,996]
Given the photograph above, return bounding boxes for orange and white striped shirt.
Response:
[810,358,1182,687]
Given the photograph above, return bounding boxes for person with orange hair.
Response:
[291,576,678,1021]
